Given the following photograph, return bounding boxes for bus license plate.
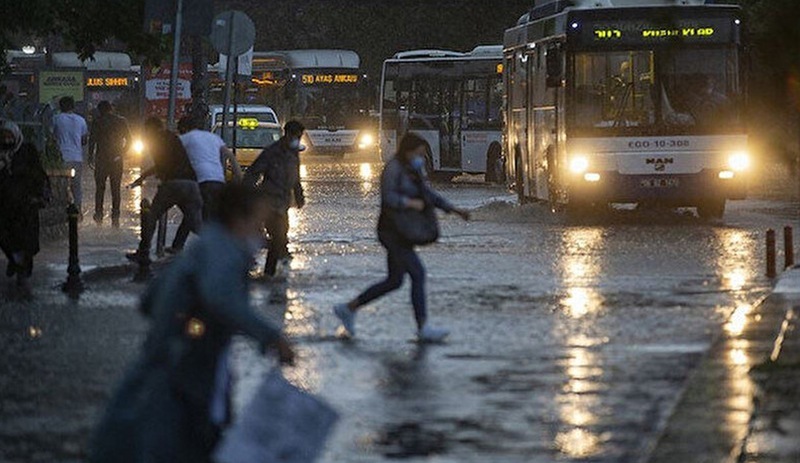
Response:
[640,178,680,188]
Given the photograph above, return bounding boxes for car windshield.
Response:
[214,125,282,149]
[571,47,742,135]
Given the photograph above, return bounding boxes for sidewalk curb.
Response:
[642,277,800,463]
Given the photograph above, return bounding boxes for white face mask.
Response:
[288,138,301,150]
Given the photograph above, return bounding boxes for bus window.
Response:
[463,78,489,129]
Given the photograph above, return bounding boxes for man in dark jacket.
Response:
[127,117,202,265]
[243,120,306,278]
[89,101,131,227]
[0,119,50,297]
[90,183,295,463]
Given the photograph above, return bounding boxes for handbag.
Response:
[213,369,339,463]
[389,205,440,246]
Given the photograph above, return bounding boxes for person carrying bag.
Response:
[332,132,470,343]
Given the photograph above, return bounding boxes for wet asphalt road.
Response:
[1,153,798,462]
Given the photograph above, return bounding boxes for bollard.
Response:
[786,226,795,269]
[134,199,152,282]
[61,203,85,298]
[766,229,776,278]
[156,211,167,257]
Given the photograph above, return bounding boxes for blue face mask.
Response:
[410,156,426,172]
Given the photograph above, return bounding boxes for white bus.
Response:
[379,46,504,180]
[504,0,748,218]
[234,49,375,156]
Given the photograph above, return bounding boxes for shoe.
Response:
[334,304,356,337]
[93,213,103,224]
[164,246,182,255]
[418,325,450,343]
[126,251,151,265]
[111,216,120,228]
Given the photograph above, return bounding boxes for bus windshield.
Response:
[571,47,742,135]
[288,84,366,130]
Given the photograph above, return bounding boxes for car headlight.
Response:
[131,138,145,156]
[358,133,375,149]
[728,151,750,172]
[569,156,589,174]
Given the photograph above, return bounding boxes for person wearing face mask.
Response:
[0,119,51,296]
[333,132,470,343]
[90,183,294,463]
[243,120,306,279]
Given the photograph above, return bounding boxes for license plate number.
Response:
[640,178,680,188]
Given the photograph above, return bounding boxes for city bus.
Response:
[379,46,504,179]
[224,49,375,156]
[503,0,748,218]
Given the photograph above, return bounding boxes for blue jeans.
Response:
[355,234,427,329]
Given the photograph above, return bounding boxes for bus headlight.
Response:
[728,151,750,172]
[358,133,375,150]
[569,156,589,174]
[131,138,145,156]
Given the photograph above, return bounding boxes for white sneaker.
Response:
[418,325,450,343]
[333,304,356,337]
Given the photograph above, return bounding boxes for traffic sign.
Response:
[209,11,256,57]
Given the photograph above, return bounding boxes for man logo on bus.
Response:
[646,157,674,172]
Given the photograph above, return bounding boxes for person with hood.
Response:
[243,120,306,278]
[0,119,50,295]
[333,132,470,342]
[89,183,294,463]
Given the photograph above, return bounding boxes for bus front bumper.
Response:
[568,169,748,206]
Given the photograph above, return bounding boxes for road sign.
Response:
[220,47,254,76]
[210,11,256,57]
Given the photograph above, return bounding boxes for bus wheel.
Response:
[484,141,503,183]
[697,198,726,220]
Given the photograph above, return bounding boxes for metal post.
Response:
[785,226,795,269]
[767,229,777,278]
[62,204,85,298]
[167,0,185,131]
[219,10,237,145]
[232,56,239,159]
[134,199,152,282]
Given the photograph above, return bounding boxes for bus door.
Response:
[508,51,531,197]
[532,46,558,200]
[439,79,462,171]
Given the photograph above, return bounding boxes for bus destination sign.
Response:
[575,17,735,46]
[301,74,360,85]
[86,77,130,88]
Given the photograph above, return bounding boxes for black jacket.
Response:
[243,138,304,211]
[89,113,130,167]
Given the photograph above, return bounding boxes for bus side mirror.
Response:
[546,45,563,88]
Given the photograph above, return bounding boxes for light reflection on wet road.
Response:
[219,154,796,462]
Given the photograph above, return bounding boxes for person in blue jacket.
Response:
[89,183,294,463]
[333,132,470,342]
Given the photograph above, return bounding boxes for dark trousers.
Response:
[264,206,289,277]
[172,181,224,250]
[355,233,427,329]
[94,162,123,219]
[0,208,41,278]
[138,180,202,259]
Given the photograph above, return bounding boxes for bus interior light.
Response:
[728,151,750,172]
[569,156,590,174]
[584,172,601,182]
[719,170,735,180]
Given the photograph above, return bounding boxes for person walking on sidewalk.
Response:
[90,183,295,463]
[0,119,51,297]
[243,120,306,278]
[88,101,131,227]
[127,117,202,265]
[52,96,88,215]
[333,132,470,342]
[169,117,243,252]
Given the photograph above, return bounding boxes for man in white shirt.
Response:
[52,96,88,214]
[170,118,242,251]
